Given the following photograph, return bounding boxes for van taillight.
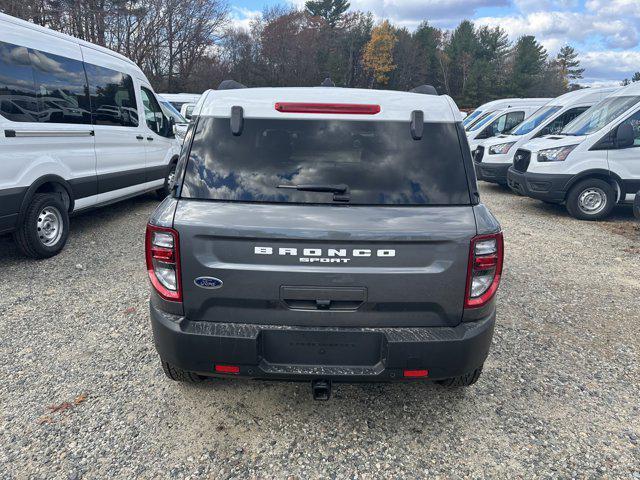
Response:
[275,102,381,115]
[145,224,182,302]
[465,233,504,309]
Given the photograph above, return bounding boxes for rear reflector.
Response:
[275,102,381,115]
[215,365,240,374]
[403,369,429,378]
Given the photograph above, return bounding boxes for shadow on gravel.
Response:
[0,194,161,263]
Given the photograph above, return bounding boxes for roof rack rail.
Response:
[218,80,247,90]
[321,78,336,87]
[410,85,438,96]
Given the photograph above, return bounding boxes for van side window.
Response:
[537,107,590,137]
[0,40,39,122]
[85,64,138,127]
[616,111,640,149]
[29,49,92,125]
[140,87,169,137]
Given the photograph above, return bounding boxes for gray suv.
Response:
[146,83,503,398]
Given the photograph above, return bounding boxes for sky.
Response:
[229,0,640,86]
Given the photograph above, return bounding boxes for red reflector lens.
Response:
[403,369,429,378]
[215,365,240,374]
[275,102,381,115]
[151,246,174,262]
[474,255,498,269]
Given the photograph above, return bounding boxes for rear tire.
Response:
[566,178,615,220]
[157,162,177,199]
[14,193,70,259]
[437,366,483,387]
[161,359,204,383]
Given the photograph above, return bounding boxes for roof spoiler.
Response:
[410,85,438,96]
[218,80,247,90]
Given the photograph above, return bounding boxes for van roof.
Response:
[548,86,620,106]
[476,98,551,109]
[610,81,640,97]
[158,93,202,102]
[0,13,143,75]
[196,87,462,122]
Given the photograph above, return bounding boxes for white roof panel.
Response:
[196,87,462,122]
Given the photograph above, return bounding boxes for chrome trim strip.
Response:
[5,129,94,138]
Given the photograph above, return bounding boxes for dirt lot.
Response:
[1,184,639,479]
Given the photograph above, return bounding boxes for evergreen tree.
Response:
[411,22,443,93]
[305,0,350,27]
[632,72,640,82]
[445,20,480,103]
[556,45,584,86]
[510,35,548,96]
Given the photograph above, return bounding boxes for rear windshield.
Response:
[181,117,471,205]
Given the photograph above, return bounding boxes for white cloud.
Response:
[230,6,262,31]
[581,50,640,80]
[291,0,508,27]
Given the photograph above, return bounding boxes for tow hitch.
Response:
[311,379,332,401]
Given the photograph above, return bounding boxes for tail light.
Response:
[465,232,504,309]
[145,224,182,302]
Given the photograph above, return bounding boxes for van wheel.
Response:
[566,179,615,220]
[161,359,204,383]
[437,366,483,387]
[14,193,69,259]
[157,162,177,199]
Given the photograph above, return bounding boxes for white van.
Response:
[0,13,182,258]
[467,102,549,153]
[473,87,620,186]
[508,82,640,220]
[463,98,551,130]
[158,93,201,112]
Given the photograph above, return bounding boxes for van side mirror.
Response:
[165,116,175,138]
[615,122,635,149]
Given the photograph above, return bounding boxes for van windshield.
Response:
[466,111,495,131]
[510,106,561,136]
[562,96,640,136]
[469,111,500,131]
[181,117,472,206]
[159,100,187,124]
[463,109,484,127]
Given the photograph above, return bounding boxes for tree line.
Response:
[1,0,586,107]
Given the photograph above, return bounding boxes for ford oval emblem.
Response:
[194,277,223,289]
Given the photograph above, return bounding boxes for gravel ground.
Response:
[1,184,639,479]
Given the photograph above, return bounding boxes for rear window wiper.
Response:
[277,183,350,202]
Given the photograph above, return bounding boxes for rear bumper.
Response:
[150,303,495,382]
[474,161,511,184]
[507,168,572,203]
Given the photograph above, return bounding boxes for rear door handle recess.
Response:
[147,137,154,141]
[136,135,144,140]
[280,286,367,311]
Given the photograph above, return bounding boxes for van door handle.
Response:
[136,135,144,140]
[147,137,154,141]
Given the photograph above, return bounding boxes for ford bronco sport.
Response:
[146,82,503,398]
